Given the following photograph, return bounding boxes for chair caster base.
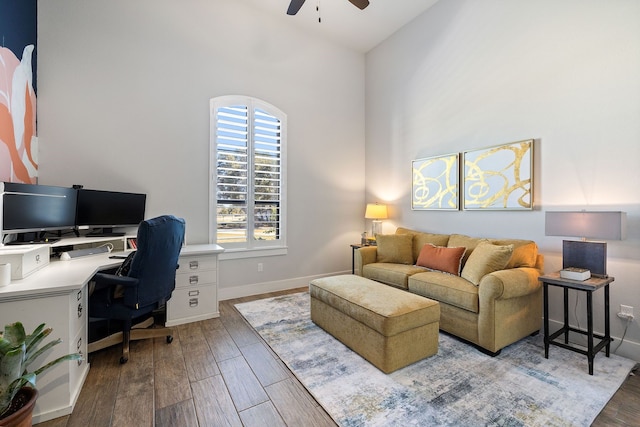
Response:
[119,356,128,364]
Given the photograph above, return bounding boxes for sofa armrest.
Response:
[478,267,542,301]
[354,246,378,276]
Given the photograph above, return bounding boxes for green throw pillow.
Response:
[461,241,514,285]
[376,233,414,265]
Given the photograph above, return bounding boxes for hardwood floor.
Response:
[37,288,638,427]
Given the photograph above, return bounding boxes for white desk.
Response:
[0,242,223,423]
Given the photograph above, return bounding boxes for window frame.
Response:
[209,95,287,256]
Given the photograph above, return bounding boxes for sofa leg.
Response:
[477,346,501,357]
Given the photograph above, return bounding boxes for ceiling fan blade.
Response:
[287,0,306,15]
[348,0,369,10]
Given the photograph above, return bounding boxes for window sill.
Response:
[219,246,288,260]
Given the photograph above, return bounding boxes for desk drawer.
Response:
[69,326,88,393]
[167,286,217,323]
[175,270,216,288]
[177,256,217,273]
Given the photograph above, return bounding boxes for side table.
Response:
[540,271,614,375]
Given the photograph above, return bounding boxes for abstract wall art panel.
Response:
[411,153,459,210]
[0,0,38,183]
[462,139,533,210]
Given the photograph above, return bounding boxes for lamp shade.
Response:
[365,203,388,220]
[545,211,626,240]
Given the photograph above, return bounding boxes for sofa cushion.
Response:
[408,271,479,313]
[375,233,414,264]
[461,242,514,285]
[396,227,450,262]
[416,244,466,276]
[495,240,539,269]
[362,263,427,290]
[447,234,489,266]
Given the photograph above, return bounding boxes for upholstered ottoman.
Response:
[309,274,440,373]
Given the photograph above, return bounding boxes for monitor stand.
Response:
[4,231,60,245]
[86,228,125,237]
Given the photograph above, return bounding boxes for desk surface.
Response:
[0,243,224,300]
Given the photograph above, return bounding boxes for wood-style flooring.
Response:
[37,288,638,426]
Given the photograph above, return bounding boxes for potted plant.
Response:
[0,322,82,426]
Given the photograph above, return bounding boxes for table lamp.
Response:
[365,203,388,237]
[545,211,626,278]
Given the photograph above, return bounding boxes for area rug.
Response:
[235,292,636,427]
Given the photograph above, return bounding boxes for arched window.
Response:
[210,96,286,253]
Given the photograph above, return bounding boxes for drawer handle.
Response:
[189,298,199,307]
[189,275,199,285]
[77,338,84,366]
[188,290,200,297]
[189,261,199,270]
[77,303,83,319]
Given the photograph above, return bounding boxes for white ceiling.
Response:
[241,0,440,52]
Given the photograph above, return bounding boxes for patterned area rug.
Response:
[235,292,636,427]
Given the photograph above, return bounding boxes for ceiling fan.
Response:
[287,0,370,15]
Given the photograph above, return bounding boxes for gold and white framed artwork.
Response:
[411,153,459,210]
[462,139,533,210]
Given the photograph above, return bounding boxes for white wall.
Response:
[366,0,640,360]
[37,0,365,296]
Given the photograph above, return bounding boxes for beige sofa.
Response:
[354,227,544,355]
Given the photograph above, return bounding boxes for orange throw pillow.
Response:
[416,244,466,276]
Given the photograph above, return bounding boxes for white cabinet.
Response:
[68,286,88,399]
[0,284,90,424]
[166,244,224,327]
[0,241,222,422]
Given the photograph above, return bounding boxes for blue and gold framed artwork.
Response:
[411,153,459,210]
[462,139,533,210]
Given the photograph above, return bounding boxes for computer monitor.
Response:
[2,182,78,243]
[75,189,146,236]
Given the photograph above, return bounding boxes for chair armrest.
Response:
[478,268,542,301]
[92,273,139,292]
[354,246,378,276]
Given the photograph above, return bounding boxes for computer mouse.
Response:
[60,252,71,261]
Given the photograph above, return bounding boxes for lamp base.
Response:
[371,220,382,237]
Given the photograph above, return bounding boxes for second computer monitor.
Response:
[76,189,146,236]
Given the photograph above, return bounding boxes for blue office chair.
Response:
[88,215,185,363]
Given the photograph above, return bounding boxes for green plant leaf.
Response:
[0,322,79,416]
[2,323,26,347]
[24,323,46,350]
[24,338,61,370]
[33,353,82,378]
[24,326,51,359]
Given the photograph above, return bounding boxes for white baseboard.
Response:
[218,270,349,301]
[547,319,640,363]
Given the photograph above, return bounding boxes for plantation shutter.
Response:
[214,99,283,248]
